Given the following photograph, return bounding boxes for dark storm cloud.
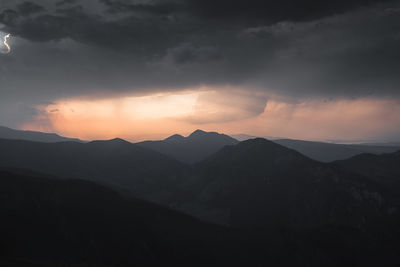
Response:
[2,0,395,48]
[0,0,400,127]
[101,0,395,23]
[165,43,222,64]
[56,0,79,7]
[1,3,187,56]
[16,2,46,16]
[100,0,182,16]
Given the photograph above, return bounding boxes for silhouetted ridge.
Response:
[273,138,400,162]
[200,138,312,167]
[171,138,399,230]
[0,125,83,143]
[165,134,185,142]
[188,129,231,140]
[188,129,208,138]
[2,136,400,266]
[110,137,131,143]
[137,130,239,163]
[0,138,187,203]
[88,138,132,147]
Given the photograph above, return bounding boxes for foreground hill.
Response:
[1,169,400,266]
[334,151,400,195]
[0,170,248,266]
[273,138,400,162]
[171,139,400,230]
[0,125,82,143]
[0,138,187,203]
[137,130,239,164]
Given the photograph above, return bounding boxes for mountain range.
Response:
[273,138,400,162]
[170,138,399,228]
[0,133,399,228]
[137,129,239,164]
[0,138,186,203]
[0,125,83,143]
[1,127,400,266]
[2,125,398,163]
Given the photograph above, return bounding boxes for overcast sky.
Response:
[1,0,399,141]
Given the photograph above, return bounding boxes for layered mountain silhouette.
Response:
[1,133,399,228]
[0,138,187,203]
[230,133,259,141]
[1,130,400,266]
[170,138,400,229]
[137,130,239,164]
[138,129,400,163]
[0,125,83,143]
[273,138,400,162]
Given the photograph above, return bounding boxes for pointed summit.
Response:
[137,130,239,164]
[164,134,185,142]
[89,138,131,145]
[188,129,208,138]
[109,138,131,144]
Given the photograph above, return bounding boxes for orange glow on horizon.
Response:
[20,90,400,142]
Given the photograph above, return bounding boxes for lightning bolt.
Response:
[1,33,11,54]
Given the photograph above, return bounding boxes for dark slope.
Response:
[0,170,251,266]
[0,125,83,143]
[137,130,239,164]
[2,169,400,267]
[0,138,187,203]
[273,138,400,162]
[334,151,400,194]
[171,139,399,230]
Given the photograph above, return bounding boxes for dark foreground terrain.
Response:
[1,168,400,266]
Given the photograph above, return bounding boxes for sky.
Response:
[0,0,399,142]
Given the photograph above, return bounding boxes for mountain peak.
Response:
[164,134,185,142]
[201,137,311,167]
[237,138,308,156]
[188,129,208,138]
[138,130,238,163]
[109,138,130,143]
[89,138,131,146]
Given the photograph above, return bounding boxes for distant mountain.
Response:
[137,130,239,164]
[361,142,400,147]
[230,134,259,141]
[273,138,400,162]
[171,139,399,230]
[334,151,400,195]
[0,138,187,203]
[0,125,83,143]
[230,134,282,141]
